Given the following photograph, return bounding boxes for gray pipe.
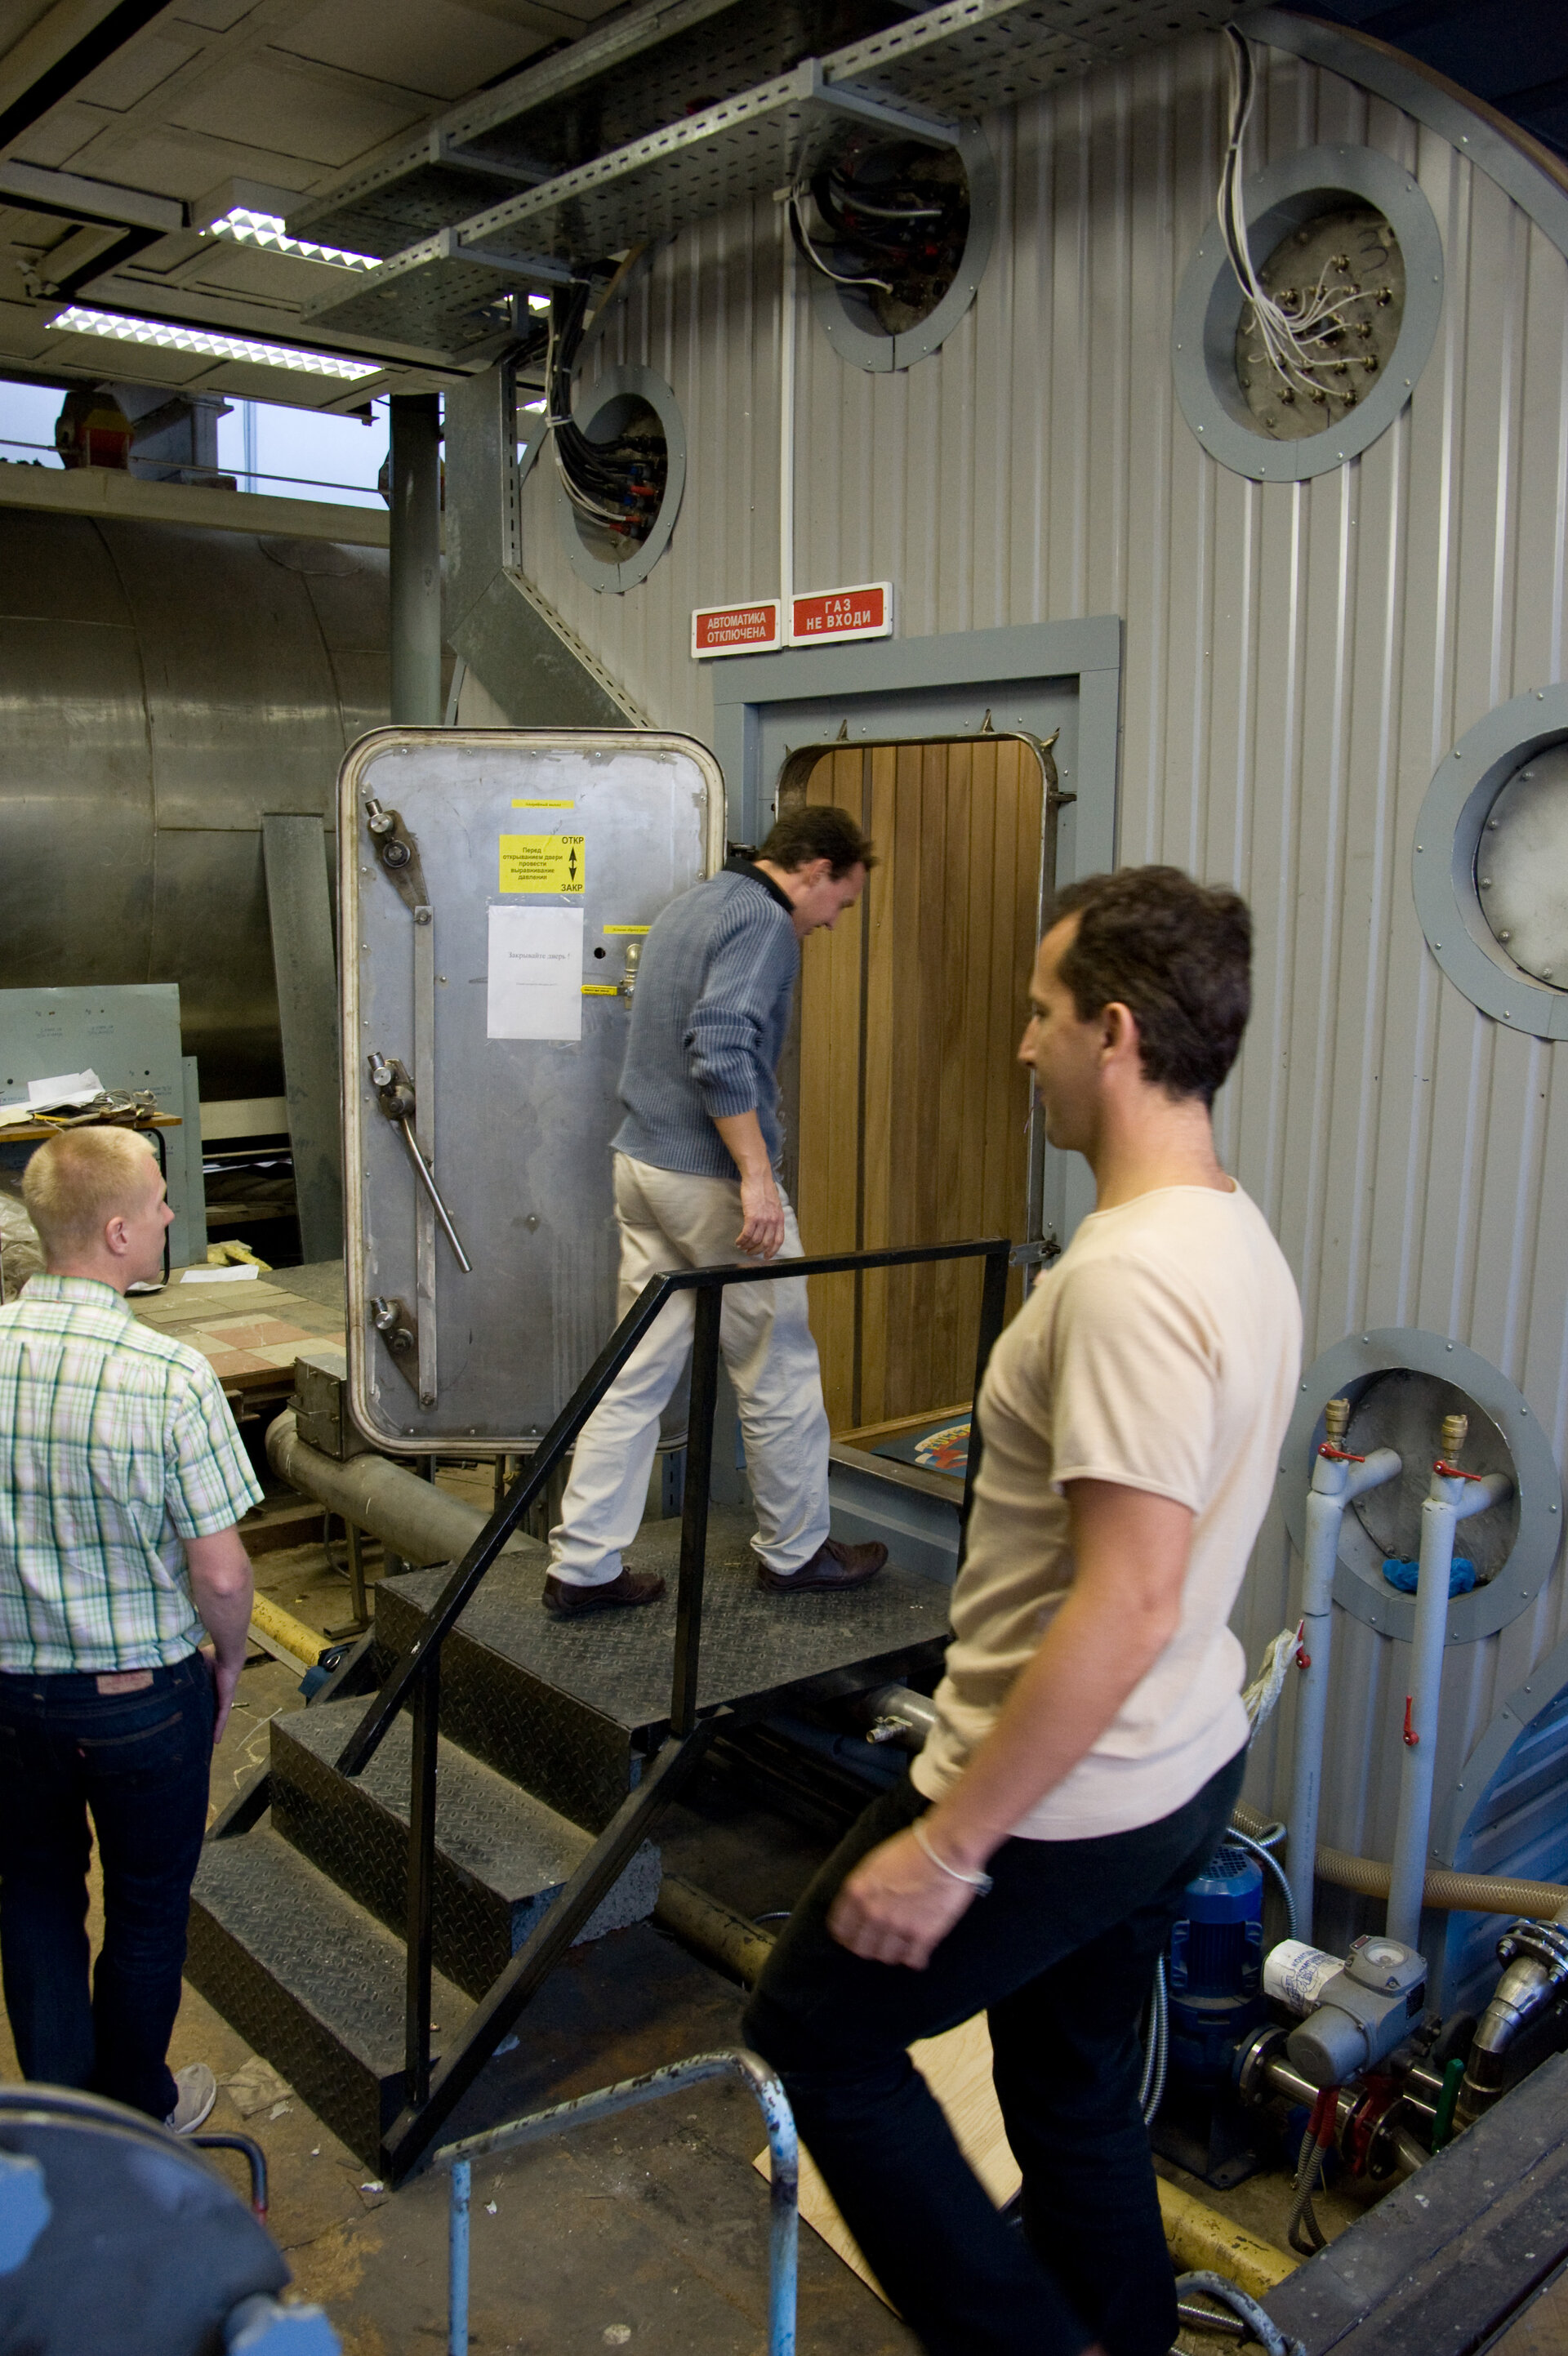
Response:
[265,1409,531,1567]
[389,393,443,725]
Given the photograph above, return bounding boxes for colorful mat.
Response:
[872,1416,971,1476]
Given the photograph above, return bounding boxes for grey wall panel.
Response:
[501,26,1568,1869]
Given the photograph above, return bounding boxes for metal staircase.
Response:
[186,1237,1007,2180]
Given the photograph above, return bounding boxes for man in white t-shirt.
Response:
[746,865,1302,2356]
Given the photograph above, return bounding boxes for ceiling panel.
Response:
[169,0,261,29]
[167,60,425,165]
[74,35,202,112]
[275,0,559,103]
[7,103,109,168]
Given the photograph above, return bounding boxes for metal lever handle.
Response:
[368,1052,473,1274]
[394,1119,473,1274]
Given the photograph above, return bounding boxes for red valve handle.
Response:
[1319,1443,1367,1463]
[1433,1459,1486,1481]
[1403,1695,1419,1747]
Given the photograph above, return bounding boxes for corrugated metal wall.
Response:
[511,27,1568,1904]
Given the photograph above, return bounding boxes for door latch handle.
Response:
[368,1052,473,1274]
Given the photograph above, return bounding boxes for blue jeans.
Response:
[0,1651,214,2122]
[744,1748,1247,2356]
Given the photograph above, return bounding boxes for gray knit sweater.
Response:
[612,857,800,1179]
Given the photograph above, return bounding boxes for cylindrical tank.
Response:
[0,508,390,1098]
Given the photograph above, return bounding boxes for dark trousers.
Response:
[0,1652,214,2122]
[743,1746,1246,2356]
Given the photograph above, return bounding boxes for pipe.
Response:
[1457,1911,1568,2127]
[1234,1800,1568,1921]
[390,392,443,726]
[1290,1400,1401,1936]
[1156,2179,1295,2300]
[1387,1418,1511,1947]
[248,1592,332,1668]
[862,1683,940,1747]
[655,1874,778,1988]
[266,1410,534,1569]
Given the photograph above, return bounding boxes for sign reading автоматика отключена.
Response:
[691,583,893,658]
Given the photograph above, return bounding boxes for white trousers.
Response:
[548,1153,832,1584]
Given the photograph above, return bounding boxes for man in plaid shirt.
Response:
[0,1127,261,2131]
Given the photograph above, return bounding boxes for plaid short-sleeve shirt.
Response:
[0,1274,263,1673]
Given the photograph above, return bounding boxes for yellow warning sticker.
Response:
[581,982,619,996]
[511,799,575,808]
[603,923,650,935]
[499,834,586,893]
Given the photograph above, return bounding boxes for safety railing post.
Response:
[957,1240,1010,1562]
[671,1280,723,1739]
[405,1644,440,2106]
[448,2157,470,2356]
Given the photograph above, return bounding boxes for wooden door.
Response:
[789,734,1054,1435]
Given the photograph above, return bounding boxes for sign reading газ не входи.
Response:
[691,583,893,657]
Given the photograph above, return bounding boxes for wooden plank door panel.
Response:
[793,734,1049,1432]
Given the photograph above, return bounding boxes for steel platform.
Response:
[372,1506,952,1827]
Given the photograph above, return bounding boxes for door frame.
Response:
[709,616,1124,1246]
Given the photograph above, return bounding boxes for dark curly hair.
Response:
[1046,866,1252,1107]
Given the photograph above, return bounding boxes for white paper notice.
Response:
[487,906,584,1041]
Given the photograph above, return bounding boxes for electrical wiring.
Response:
[542,279,667,546]
[1219,26,1392,412]
[787,140,969,329]
[788,193,893,293]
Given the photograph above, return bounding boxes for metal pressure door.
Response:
[341,729,724,1452]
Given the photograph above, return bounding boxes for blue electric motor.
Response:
[1166,1842,1266,2083]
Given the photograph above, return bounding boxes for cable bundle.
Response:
[1219,28,1395,415]
[791,139,969,332]
[545,282,667,546]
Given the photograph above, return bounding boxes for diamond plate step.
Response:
[270,1699,661,1998]
[186,1828,470,2167]
[372,1503,951,1829]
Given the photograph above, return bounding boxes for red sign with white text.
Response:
[789,581,893,646]
[692,599,782,658]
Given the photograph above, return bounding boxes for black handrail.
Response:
[359,1232,1013,2178]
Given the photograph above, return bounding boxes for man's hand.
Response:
[714,1110,787,1258]
[736,1168,786,1258]
[827,1825,981,1968]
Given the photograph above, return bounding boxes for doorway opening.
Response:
[779,727,1067,1452]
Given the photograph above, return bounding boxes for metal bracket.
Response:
[371,1294,422,1392]
[802,58,961,149]
[364,799,430,911]
[1010,1234,1062,1271]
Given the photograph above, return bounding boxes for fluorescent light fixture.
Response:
[521,396,546,412]
[526,292,551,312]
[47,304,381,381]
[210,206,381,272]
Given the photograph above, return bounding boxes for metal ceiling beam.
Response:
[0,0,177,154]
[0,159,183,232]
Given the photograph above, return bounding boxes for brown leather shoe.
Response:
[542,1566,666,1616]
[756,1537,888,1594]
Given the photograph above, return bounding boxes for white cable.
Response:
[1218,28,1387,410]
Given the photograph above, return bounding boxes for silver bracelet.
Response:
[911,1816,994,1895]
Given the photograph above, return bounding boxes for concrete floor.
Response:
[7,1479,1567,2353]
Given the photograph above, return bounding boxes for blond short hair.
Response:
[22,1128,160,1260]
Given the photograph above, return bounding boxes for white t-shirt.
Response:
[911,1181,1301,1840]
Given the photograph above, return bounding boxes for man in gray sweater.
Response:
[545,804,886,1614]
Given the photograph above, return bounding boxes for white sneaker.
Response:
[165,2061,217,2134]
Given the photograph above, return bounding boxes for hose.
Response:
[1227,1826,1298,1942]
[1176,2273,1306,2356]
[1232,1800,1568,1922]
[1285,2122,1329,2256]
[1138,1958,1169,2124]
